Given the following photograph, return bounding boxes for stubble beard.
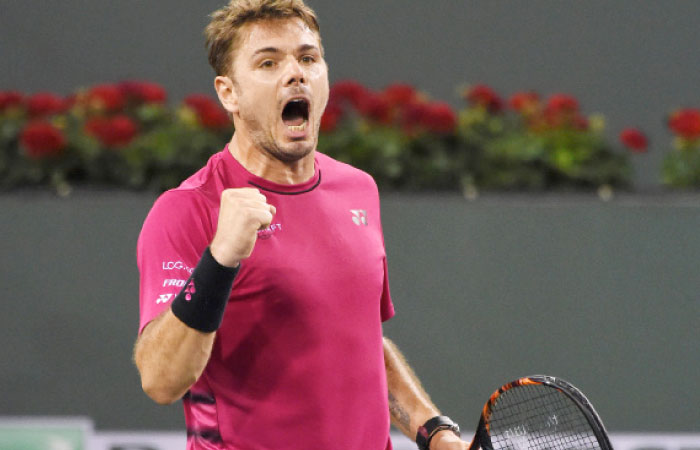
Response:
[245,116,318,163]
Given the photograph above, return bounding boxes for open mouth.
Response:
[282,98,310,132]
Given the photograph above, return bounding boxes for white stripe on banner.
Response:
[92,431,700,450]
[2,418,699,450]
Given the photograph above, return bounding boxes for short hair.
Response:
[205,0,321,76]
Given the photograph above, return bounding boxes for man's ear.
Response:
[214,75,238,115]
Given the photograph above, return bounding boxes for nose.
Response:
[283,57,306,86]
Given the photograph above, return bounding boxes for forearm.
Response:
[133,309,216,404]
[383,337,440,438]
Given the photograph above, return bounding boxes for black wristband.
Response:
[171,247,239,332]
[416,415,460,450]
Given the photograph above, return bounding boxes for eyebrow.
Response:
[253,47,280,56]
[252,44,321,57]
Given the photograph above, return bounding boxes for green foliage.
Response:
[662,146,700,187]
[318,120,463,191]
[661,109,700,187]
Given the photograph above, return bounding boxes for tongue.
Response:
[283,115,305,126]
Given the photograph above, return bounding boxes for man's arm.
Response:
[134,187,275,405]
[133,310,217,404]
[384,337,468,450]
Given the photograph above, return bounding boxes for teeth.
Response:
[287,121,307,132]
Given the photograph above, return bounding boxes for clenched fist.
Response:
[209,188,276,268]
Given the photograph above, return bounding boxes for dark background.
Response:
[1,0,699,435]
[1,191,698,432]
[2,0,700,188]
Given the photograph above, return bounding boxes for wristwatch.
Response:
[416,415,461,450]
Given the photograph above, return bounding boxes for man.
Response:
[133,1,468,449]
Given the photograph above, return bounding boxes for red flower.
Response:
[86,84,125,112]
[184,94,230,129]
[422,102,457,134]
[668,108,700,140]
[358,92,392,124]
[329,80,370,111]
[401,101,456,134]
[401,102,428,134]
[27,92,66,117]
[381,83,418,109]
[464,84,503,112]
[619,128,648,153]
[20,121,66,158]
[118,80,167,104]
[539,94,583,129]
[0,91,24,111]
[320,102,343,133]
[85,115,138,147]
[545,94,579,115]
[508,91,540,113]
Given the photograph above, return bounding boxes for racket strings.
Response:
[486,384,601,450]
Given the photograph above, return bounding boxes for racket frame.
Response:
[468,374,613,450]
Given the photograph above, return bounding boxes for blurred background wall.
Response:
[1,0,699,436]
[1,192,698,433]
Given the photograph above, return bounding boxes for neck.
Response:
[228,132,315,185]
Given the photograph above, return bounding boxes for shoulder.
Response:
[144,149,230,222]
[138,189,210,248]
[316,152,378,192]
[143,175,219,226]
[147,188,208,219]
[138,153,225,256]
[177,149,229,195]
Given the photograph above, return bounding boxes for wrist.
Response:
[209,241,241,268]
[416,415,460,450]
[171,247,239,332]
[428,429,458,450]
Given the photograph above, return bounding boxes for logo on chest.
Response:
[350,209,368,226]
[257,223,283,240]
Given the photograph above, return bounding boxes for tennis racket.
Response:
[467,375,613,450]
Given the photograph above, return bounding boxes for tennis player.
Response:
[133,1,468,449]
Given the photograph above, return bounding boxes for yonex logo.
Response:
[184,280,196,301]
[156,294,173,304]
[350,209,368,226]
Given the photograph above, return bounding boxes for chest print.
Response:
[257,223,283,240]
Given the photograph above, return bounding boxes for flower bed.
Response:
[0,82,232,195]
[0,80,646,195]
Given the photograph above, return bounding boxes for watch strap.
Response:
[416,415,460,450]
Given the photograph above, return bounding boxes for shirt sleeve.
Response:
[380,256,395,322]
[136,190,213,334]
[369,176,394,323]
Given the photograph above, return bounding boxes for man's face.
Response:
[228,18,329,163]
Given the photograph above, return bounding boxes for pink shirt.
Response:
[137,147,395,449]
